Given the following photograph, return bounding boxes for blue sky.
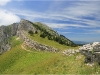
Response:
[0,0,100,42]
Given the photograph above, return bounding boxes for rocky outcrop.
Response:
[0,19,60,54]
[92,42,100,52]
[0,24,18,54]
[0,19,76,54]
[24,38,58,52]
[17,29,59,52]
[62,49,79,56]
[79,42,100,64]
[11,23,18,36]
[16,19,59,52]
[17,19,37,33]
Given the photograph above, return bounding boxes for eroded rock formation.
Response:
[0,24,18,54]
[62,49,79,56]
[17,19,59,52]
[0,19,77,54]
[0,19,59,54]
[79,42,100,64]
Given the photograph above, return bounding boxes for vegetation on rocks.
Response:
[28,30,34,36]
[27,20,77,47]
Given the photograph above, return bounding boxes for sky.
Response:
[0,0,100,42]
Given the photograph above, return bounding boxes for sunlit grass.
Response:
[28,32,79,50]
[0,36,100,74]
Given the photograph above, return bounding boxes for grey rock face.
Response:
[18,19,36,33]
[0,23,18,54]
[17,30,59,52]
[79,42,100,64]
[16,19,59,52]
[0,27,10,54]
[92,42,100,52]
[0,19,75,54]
[0,44,11,54]
[11,23,18,36]
[0,19,37,54]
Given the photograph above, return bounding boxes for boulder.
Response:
[79,44,93,51]
[79,42,100,65]
[62,49,79,56]
[92,42,100,52]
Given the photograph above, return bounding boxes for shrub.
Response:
[28,30,34,36]
[35,31,38,34]
[40,33,47,38]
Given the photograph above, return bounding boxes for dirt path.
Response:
[16,37,20,40]
[21,43,33,52]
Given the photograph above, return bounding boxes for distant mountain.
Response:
[73,41,89,45]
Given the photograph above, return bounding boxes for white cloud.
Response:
[7,1,100,32]
[0,9,20,26]
[57,31,72,34]
[10,1,100,29]
[62,1,100,25]
[89,30,100,34]
[0,0,11,6]
[0,1,99,42]
[63,1,100,17]
[45,23,90,28]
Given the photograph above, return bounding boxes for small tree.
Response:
[40,33,47,38]
[35,31,38,34]
[28,30,34,36]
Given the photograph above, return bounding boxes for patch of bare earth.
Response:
[16,37,20,40]
[21,43,33,52]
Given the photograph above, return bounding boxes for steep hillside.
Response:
[30,21,77,47]
[0,23,18,54]
[0,19,77,54]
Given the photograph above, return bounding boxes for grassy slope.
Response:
[28,32,78,50]
[0,36,57,74]
[0,36,100,74]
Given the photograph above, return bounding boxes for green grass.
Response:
[0,36,100,74]
[0,36,57,74]
[28,32,79,50]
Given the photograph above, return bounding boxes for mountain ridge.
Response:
[1,19,100,74]
[0,19,77,54]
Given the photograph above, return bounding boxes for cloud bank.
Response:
[0,0,11,6]
[10,1,100,28]
[0,9,20,25]
[0,1,100,42]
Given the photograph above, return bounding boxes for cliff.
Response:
[0,24,18,54]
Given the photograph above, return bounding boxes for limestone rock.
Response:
[0,19,74,54]
[0,23,19,54]
[18,19,37,33]
[92,42,100,52]
[62,49,79,56]
[79,42,100,65]
[11,23,18,36]
[79,44,93,51]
